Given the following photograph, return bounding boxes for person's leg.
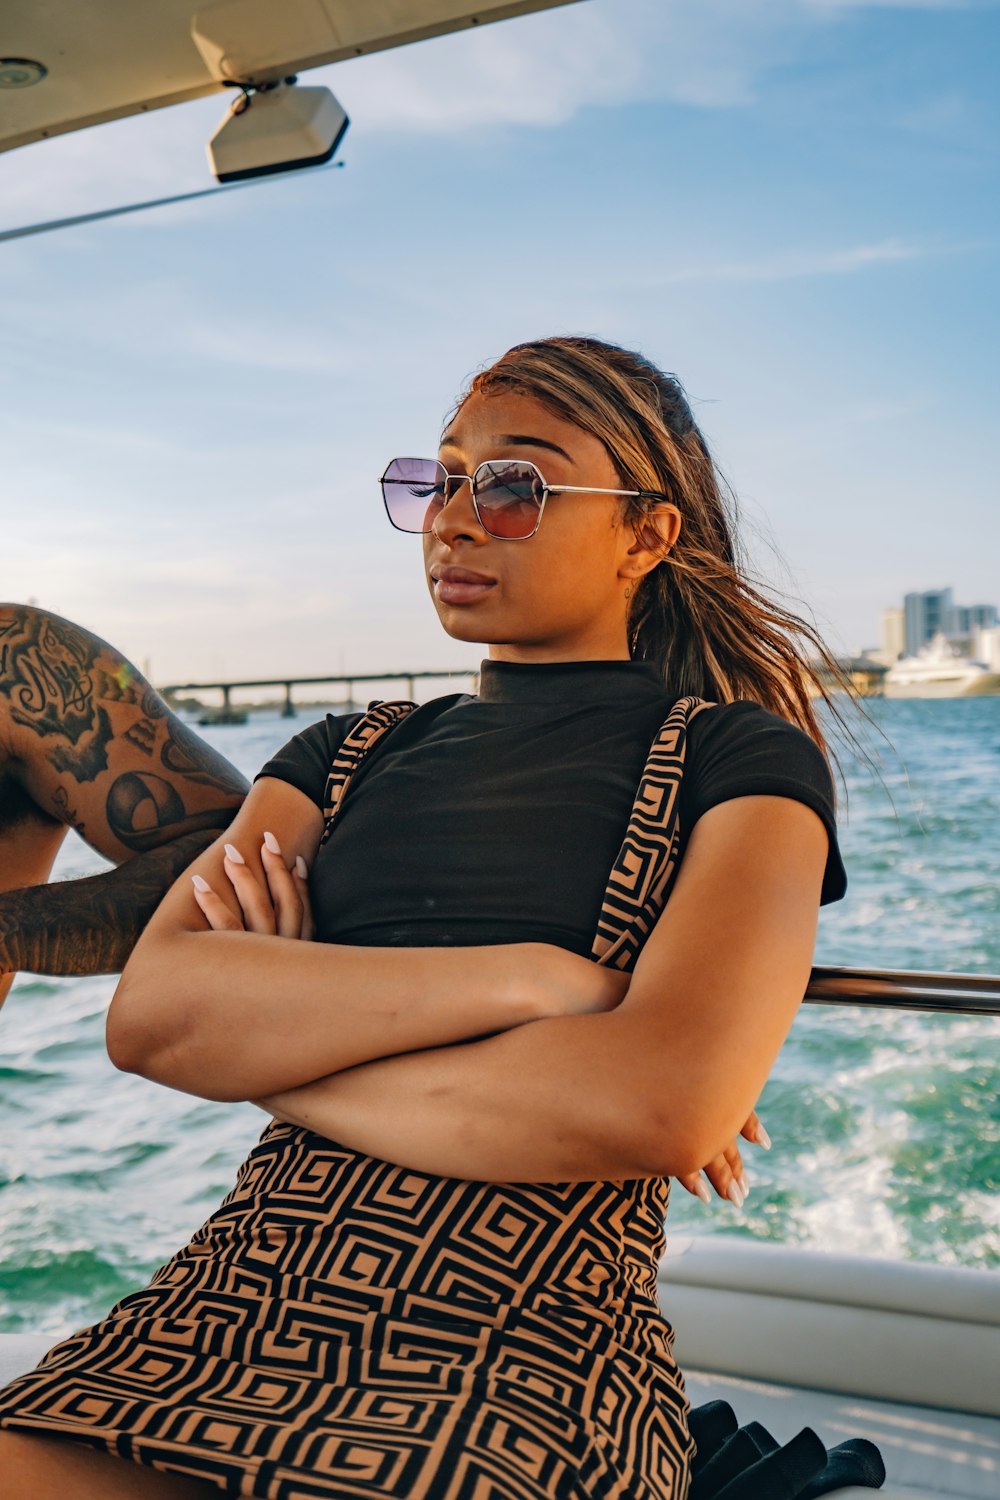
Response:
[0,604,249,995]
[0,1431,221,1499]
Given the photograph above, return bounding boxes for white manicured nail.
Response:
[738,1172,750,1201]
[727,1179,746,1210]
[224,843,245,865]
[693,1177,712,1206]
[295,855,308,879]
[191,874,211,893]
[263,831,281,855]
[755,1123,772,1150]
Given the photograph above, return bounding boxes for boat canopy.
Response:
[0,0,582,155]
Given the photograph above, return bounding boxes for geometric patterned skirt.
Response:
[0,1122,694,1498]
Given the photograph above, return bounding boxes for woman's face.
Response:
[422,390,679,663]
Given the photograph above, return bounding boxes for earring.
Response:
[624,585,632,602]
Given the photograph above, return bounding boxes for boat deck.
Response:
[663,1236,1000,1499]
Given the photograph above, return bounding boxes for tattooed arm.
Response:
[0,830,221,980]
[0,604,248,988]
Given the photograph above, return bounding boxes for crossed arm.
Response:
[109,775,827,1185]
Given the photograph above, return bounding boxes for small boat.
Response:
[884,635,1000,698]
[197,706,249,727]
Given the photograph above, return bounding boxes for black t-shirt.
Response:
[255,658,846,956]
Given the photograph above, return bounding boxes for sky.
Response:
[1,0,998,687]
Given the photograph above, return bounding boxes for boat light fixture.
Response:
[207,80,348,183]
[0,58,48,89]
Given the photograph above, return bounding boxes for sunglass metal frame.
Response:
[380,457,672,540]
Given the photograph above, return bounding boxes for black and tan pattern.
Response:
[0,695,711,1499]
[589,695,711,973]
[319,700,417,846]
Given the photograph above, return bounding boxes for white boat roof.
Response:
[0,0,581,155]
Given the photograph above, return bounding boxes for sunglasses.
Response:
[380,457,672,541]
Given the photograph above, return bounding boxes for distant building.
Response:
[881,607,905,663]
[963,603,999,633]
[902,590,997,656]
[879,589,998,671]
[904,588,953,656]
[974,625,1000,671]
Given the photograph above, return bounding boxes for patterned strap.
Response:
[590,695,713,972]
[320,699,418,845]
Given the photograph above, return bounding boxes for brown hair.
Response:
[458,334,857,760]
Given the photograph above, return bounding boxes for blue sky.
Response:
[1,0,997,685]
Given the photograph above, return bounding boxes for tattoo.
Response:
[52,784,87,840]
[141,685,166,720]
[123,719,156,756]
[0,829,220,978]
[48,706,113,779]
[0,609,111,782]
[106,770,239,853]
[1,611,248,845]
[92,665,140,706]
[160,717,246,797]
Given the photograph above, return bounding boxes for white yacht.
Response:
[1,7,998,1498]
[884,635,1000,698]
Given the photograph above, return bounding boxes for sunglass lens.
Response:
[475,462,544,538]
[381,458,446,533]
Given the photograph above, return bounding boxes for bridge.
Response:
[158,669,480,723]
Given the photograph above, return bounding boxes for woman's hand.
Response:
[676,1109,771,1209]
[190,831,314,940]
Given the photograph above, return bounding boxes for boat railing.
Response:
[806,964,1000,1016]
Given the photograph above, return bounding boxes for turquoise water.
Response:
[1,697,997,1337]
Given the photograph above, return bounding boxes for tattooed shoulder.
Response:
[0,605,111,778]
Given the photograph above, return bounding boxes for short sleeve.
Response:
[253,711,366,811]
[684,701,847,904]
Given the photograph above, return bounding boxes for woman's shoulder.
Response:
[686,697,832,778]
[680,697,846,904]
[252,709,370,809]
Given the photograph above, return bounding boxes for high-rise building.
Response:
[965,604,998,632]
[904,588,953,656]
[881,607,905,662]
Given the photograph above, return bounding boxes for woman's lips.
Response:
[432,566,497,606]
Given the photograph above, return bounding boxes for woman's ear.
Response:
[627,503,681,580]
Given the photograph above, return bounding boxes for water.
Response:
[1,697,997,1337]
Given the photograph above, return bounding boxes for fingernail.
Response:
[295,855,308,879]
[755,1123,772,1150]
[263,831,281,855]
[191,874,211,893]
[727,1179,746,1209]
[738,1172,750,1201]
[224,843,245,865]
[693,1177,712,1206]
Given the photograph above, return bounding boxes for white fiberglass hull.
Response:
[883,672,1000,698]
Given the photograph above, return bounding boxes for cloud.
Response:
[805,1,987,9]
[583,236,986,289]
[324,0,787,131]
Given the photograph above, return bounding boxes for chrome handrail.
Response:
[806,965,1000,1016]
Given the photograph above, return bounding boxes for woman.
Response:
[0,336,849,1498]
